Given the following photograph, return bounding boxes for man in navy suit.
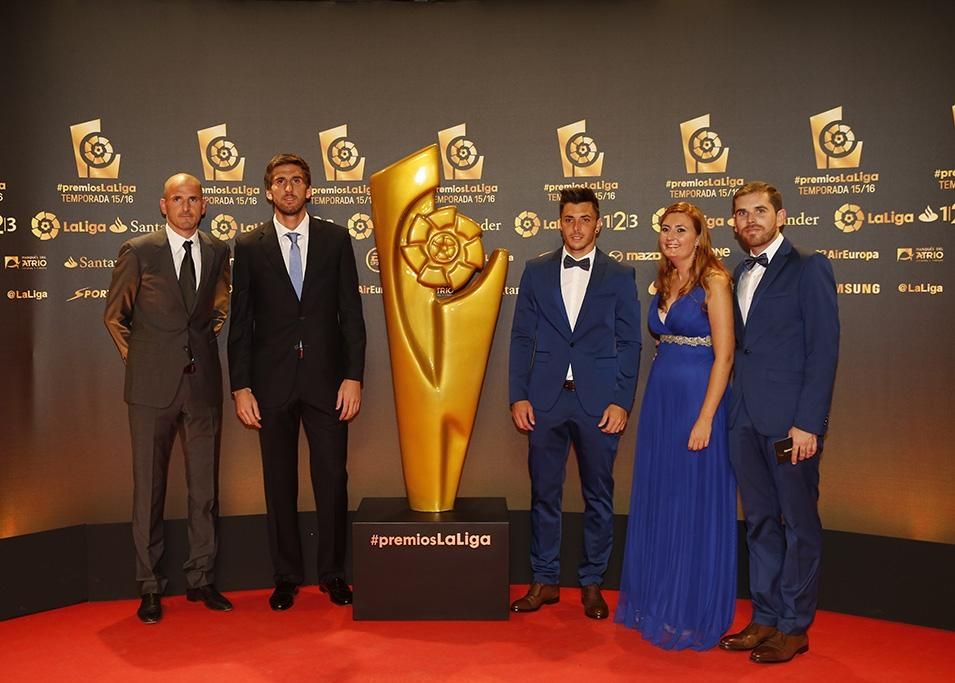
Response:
[228,154,366,610]
[719,182,839,663]
[509,187,641,620]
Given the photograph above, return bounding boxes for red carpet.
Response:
[1,586,952,682]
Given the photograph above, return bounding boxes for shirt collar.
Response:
[751,231,785,264]
[274,214,310,238]
[165,224,198,249]
[561,246,596,264]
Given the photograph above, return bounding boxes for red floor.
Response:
[1,587,952,682]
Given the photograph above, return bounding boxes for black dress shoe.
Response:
[319,577,353,606]
[186,585,233,612]
[269,582,298,611]
[137,593,162,624]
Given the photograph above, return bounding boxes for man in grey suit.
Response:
[104,173,232,624]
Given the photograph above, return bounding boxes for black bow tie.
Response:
[743,253,769,271]
[563,255,591,271]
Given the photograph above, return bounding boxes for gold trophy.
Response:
[370,146,508,512]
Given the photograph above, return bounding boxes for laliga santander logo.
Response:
[514,211,541,238]
[680,114,729,173]
[210,214,238,241]
[348,213,374,240]
[70,119,121,179]
[32,211,61,240]
[810,106,863,169]
[438,123,485,181]
[834,203,865,232]
[197,123,245,181]
[318,124,366,181]
[651,207,667,233]
[557,120,604,178]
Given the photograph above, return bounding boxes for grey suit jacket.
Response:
[104,228,231,409]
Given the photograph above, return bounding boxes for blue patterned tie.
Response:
[287,232,303,299]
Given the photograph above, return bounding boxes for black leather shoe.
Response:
[319,577,353,606]
[581,584,609,620]
[137,593,162,624]
[186,585,233,612]
[269,582,298,611]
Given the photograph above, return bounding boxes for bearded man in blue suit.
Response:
[509,187,641,620]
[719,182,839,664]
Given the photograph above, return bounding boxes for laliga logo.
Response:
[834,203,865,232]
[32,211,61,240]
[514,211,541,238]
[651,207,667,233]
[437,123,484,181]
[680,114,729,173]
[318,124,366,181]
[211,214,238,241]
[70,119,121,179]
[197,123,245,181]
[348,213,374,240]
[810,106,863,169]
[557,120,604,178]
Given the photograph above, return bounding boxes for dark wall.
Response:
[0,1,953,548]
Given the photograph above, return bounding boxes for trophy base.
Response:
[352,497,509,620]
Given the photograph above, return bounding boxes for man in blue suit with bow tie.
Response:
[719,182,839,663]
[509,187,641,620]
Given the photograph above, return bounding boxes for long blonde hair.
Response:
[655,202,729,309]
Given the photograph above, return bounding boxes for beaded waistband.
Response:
[659,334,712,347]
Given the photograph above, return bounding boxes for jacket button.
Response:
[743,349,751,355]
[569,342,575,347]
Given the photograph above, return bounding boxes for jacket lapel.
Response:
[300,217,323,302]
[544,250,572,337]
[573,249,607,333]
[747,237,793,323]
[260,221,299,301]
[149,229,190,316]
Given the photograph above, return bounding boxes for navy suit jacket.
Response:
[509,248,642,417]
[731,237,839,437]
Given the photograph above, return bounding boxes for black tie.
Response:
[743,253,769,271]
[563,254,591,271]
[179,240,196,312]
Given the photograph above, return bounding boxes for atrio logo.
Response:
[680,114,728,173]
[318,124,366,182]
[70,119,121,179]
[197,123,245,182]
[514,211,541,238]
[557,120,604,178]
[834,203,865,233]
[210,214,238,241]
[810,106,863,169]
[438,124,484,181]
[32,211,61,240]
[4,256,18,268]
[348,213,374,240]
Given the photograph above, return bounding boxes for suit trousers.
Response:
[258,387,348,586]
[528,387,619,586]
[729,401,822,635]
[127,371,221,595]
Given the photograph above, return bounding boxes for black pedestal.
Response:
[352,497,509,620]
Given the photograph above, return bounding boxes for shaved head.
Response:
[160,173,207,237]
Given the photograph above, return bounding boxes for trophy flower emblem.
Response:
[401,206,484,290]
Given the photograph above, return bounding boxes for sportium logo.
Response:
[69,119,121,179]
[557,120,604,178]
[437,124,484,181]
[810,106,863,169]
[318,124,366,181]
[197,123,245,181]
[680,114,729,173]
[834,203,865,233]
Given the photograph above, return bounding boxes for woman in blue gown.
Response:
[615,202,737,650]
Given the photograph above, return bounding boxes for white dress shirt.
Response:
[165,225,201,288]
[560,246,595,380]
[737,231,784,324]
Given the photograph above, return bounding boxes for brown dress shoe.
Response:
[511,583,560,612]
[750,631,809,663]
[719,622,779,651]
[581,584,609,620]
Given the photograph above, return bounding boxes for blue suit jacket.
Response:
[731,237,839,437]
[509,248,642,417]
